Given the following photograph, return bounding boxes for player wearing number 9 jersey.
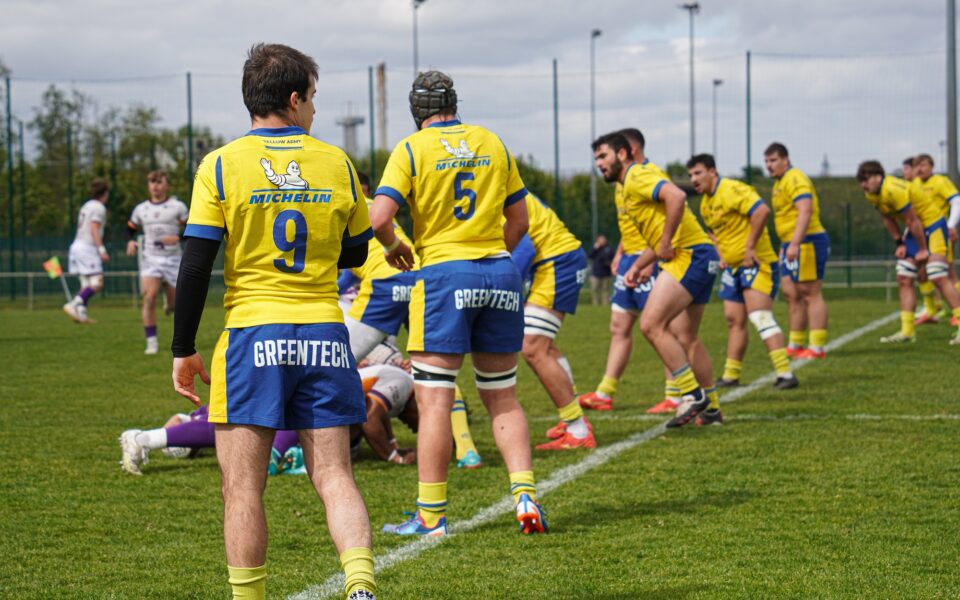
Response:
[371,71,546,538]
[170,44,376,600]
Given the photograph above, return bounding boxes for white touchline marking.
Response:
[290,311,899,600]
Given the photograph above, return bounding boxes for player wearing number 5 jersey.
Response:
[371,71,546,537]
[170,44,376,600]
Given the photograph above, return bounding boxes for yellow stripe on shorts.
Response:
[798,243,818,282]
[526,259,557,309]
[407,278,426,353]
[208,330,231,424]
[660,247,694,285]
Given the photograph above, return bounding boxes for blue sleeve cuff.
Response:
[747,199,764,216]
[897,202,912,214]
[505,187,528,207]
[337,270,361,294]
[376,186,406,207]
[343,227,374,247]
[183,224,225,241]
[652,180,666,202]
[792,193,812,204]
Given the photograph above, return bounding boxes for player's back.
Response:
[524,195,581,263]
[377,120,526,266]
[622,160,711,249]
[771,166,825,241]
[919,174,959,217]
[360,363,414,418]
[185,127,371,329]
[74,200,106,246]
[887,177,941,227]
[701,177,776,266]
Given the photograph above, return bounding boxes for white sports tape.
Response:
[411,361,459,389]
[524,305,562,339]
[926,261,950,280]
[475,366,518,390]
[896,260,917,279]
[80,274,103,288]
[747,309,782,341]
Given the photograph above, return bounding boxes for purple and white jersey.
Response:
[129,197,188,257]
[74,199,107,247]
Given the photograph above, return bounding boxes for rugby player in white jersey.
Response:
[63,179,110,324]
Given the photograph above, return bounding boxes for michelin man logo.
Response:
[440,138,475,159]
[260,158,308,189]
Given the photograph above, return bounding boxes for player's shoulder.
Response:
[784,166,813,187]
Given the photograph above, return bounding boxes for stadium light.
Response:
[679,3,700,157]
[413,0,427,78]
[590,28,602,242]
[712,78,723,159]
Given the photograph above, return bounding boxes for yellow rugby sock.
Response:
[722,358,743,381]
[788,330,806,349]
[809,329,827,351]
[955,281,960,295]
[416,481,447,528]
[509,470,537,503]
[450,385,477,461]
[953,306,960,326]
[664,379,681,401]
[901,311,916,338]
[597,375,618,397]
[227,565,266,600]
[706,387,720,410]
[672,365,699,395]
[919,281,938,315]
[340,547,376,598]
[769,348,791,376]
[558,399,584,424]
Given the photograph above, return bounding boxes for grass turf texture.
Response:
[1,294,958,599]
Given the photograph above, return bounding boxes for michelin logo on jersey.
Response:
[435,138,491,171]
[248,158,332,204]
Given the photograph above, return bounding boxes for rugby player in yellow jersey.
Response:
[593,132,722,428]
[914,154,960,324]
[688,154,798,390]
[856,160,960,345]
[369,71,546,536]
[577,128,682,415]
[764,143,830,359]
[169,44,377,600]
[516,194,595,450]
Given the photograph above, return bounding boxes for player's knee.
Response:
[639,314,662,339]
[520,336,548,363]
[523,306,561,341]
[896,259,918,280]
[475,365,517,391]
[411,361,459,390]
[927,260,950,280]
[748,309,782,341]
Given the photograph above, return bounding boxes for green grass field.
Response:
[2,293,959,599]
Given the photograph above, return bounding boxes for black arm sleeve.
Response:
[125,223,138,242]
[171,237,221,358]
[338,242,368,269]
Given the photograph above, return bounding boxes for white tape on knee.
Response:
[896,260,917,279]
[475,366,518,390]
[80,274,103,289]
[411,361,459,389]
[524,305,562,339]
[748,310,782,341]
[927,261,950,280]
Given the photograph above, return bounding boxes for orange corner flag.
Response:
[43,256,64,279]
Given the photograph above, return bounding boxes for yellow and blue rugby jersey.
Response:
[375,119,527,266]
[614,182,648,254]
[867,176,941,228]
[621,161,713,249]
[185,126,372,328]
[525,194,581,263]
[350,199,419,283]
[770,166,826,242]
[700,177,776,267]
[918,174,960,218]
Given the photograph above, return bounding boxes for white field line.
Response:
[289,311,899,600]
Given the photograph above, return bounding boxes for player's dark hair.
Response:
[617,128,645,154]
[856,160,885,182]
[591,132,631,157]
[147,170,168,183]
[764,142,789,158]
[90,179,109,199]
[686,153,716,170]
[242,43,319,119]
[902,156,915,167]
[915,153,935,166]
[356,170,370,189]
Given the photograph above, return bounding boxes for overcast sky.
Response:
[1,0,954,176]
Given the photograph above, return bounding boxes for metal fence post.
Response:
[18,119,26,272]
[845,202,852,287]
[66,124,74,232]
[27,272,34,310]
[553,58,562,220]
[368,66,376,182]
[5,76,15,298]
[745,50,752,184]
[186,72,194,190]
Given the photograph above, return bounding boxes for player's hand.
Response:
[914,248,930,263]
[950,227,958,243]
[385,241,415,271]
[399,448,416,464]
[785,244,800,262]
[172,353,210,407]
[100,250,110,262]
[624,261,643,288]
[894,244,907,260]
[126,241,138,256]
[743,248,757,268]
[657,239,675,262]
[610,252,622,275]
[637,263,655,284]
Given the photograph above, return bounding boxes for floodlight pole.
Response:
[413,0,426,78]
[948,0,958,181]
[680,3,700,158]
[590,28,601,242]
[712,79,723,158]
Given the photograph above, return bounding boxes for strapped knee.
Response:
[747,309,782,341]
[896,260,917,279]
[80,274,103,289]
[524,305,562,339]
[926,261,950,280]
[475,366,518,390]
[411,361,459,389]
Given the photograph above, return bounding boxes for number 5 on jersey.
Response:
[453,172,476,220]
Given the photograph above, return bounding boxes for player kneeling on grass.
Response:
[516,195,595,451]
[593,132,723,428]
[688,154,798,390]
[856,160,960,345]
